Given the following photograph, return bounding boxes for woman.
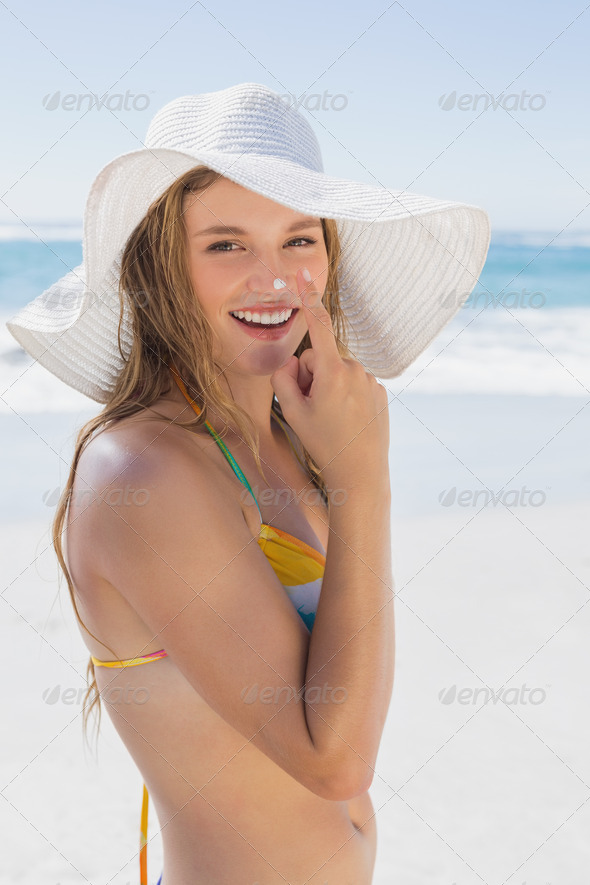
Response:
[6,83,490,884]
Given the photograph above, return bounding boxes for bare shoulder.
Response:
[76,407,208,482]
[70,406,232,531]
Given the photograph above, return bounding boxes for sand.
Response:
[1,394,589,883]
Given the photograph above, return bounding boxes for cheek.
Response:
[309,250,330,283]
[307,262,330,305]
[186,259,225,317]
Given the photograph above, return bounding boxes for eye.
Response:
[207,241,239,252]
[207,237,318,252]
[289,237,317,247]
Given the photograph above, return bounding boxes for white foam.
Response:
[1,224,589,248]
[490,229,590,248]
[0,221,83,242]
[2,306,590,412]
[384,306,590,397]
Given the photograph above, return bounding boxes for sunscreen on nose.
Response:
[273,278,286,289]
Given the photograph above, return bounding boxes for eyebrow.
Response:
[192,218,323,237]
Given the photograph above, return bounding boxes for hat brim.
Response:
[6,145,490,402]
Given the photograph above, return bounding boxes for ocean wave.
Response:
[1,224,589,249]
[490,230,590,249]
[0,222,83,242]
[2,306,590,411]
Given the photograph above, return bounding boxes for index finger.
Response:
[296,267,339,361]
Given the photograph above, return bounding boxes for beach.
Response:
[1,388,588,883]
[2,228,589,882]
[2,0,589,870]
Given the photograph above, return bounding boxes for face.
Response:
[182,176,329,377]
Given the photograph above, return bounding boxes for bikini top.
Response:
[90,363,326,885]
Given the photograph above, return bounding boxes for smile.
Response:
[230,308,294,326]
[229,307,298,340]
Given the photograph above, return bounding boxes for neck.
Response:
[168,362,280,447]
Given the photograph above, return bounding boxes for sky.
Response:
[0,0,588,233]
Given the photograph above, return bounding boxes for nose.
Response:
[242,265,298,306]
[247,264,289,292]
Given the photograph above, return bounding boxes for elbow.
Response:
[311,759,374,802]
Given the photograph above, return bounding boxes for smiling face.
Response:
[182,176,329,377]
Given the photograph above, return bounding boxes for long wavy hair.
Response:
[51,164,352,751]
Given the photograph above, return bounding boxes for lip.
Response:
[230,303,297,313]
[229,308,299,340]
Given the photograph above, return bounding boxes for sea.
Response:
[1,224,589,412]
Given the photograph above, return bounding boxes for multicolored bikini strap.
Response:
[91,649,168,668]
[168,361,263,520]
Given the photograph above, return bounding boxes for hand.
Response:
[270,267,390,489]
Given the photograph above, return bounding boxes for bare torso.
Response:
[65,395,377,884]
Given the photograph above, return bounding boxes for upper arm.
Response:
[73,424,338,796]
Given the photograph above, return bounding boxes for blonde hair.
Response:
[51,165,352,751]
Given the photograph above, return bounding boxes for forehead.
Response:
[182,176,320,231]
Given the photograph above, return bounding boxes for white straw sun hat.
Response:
[6,81,491,403]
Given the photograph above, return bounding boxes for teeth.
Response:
[230,308,293,325]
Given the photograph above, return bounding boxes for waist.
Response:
[155,789,376,884]
[96,665,377,879]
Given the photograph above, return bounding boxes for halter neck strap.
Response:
[168,362,263,520]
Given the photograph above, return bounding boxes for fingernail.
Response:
[302,267,311,282]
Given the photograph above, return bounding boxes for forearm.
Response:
[304,482,395,792]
